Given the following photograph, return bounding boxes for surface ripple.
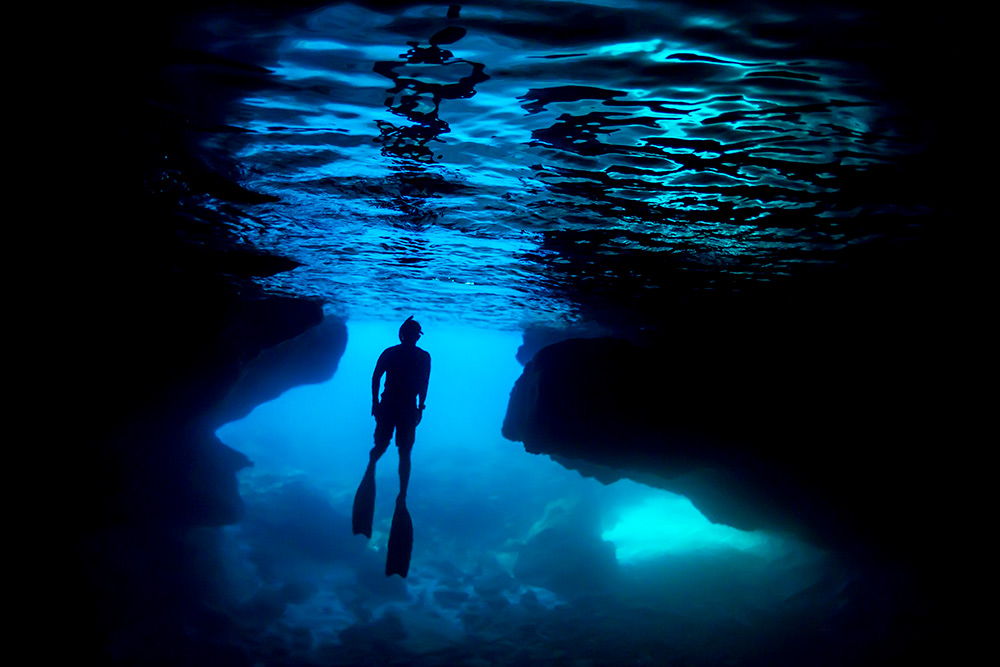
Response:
[151,1,943,327]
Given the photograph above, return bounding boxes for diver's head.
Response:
[399,316,422,344]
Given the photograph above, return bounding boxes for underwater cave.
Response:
[60,1,968,665]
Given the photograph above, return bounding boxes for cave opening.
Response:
[212,318,855,663]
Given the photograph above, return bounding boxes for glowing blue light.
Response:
[602,493,770,563]
[599,39,662,57]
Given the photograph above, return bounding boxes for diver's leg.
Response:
[398,445,411,500]
[396,407,417,500]
[368,439,390,468]
[369,410,394,470]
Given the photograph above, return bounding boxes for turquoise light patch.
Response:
[602,492,771,563]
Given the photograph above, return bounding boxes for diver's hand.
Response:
[416,405,424,425]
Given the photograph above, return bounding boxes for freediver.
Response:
[352,316,431,577]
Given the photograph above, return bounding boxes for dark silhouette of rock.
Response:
[65,253,346,663]
[503,312,942,562]
[74,287,335,529]
[211,316,348,427]
[55,15,350,655]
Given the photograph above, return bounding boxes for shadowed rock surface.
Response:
[503,291,945,561]
[56,9,350,654]
[66,273,347,662]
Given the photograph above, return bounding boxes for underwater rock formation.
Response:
[211,315,348,428]
[74,284,340,528]
[502,303,943,560]
[66,259,348,661]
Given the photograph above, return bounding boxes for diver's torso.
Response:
[380,344,430,405]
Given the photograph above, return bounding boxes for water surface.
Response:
[152,0,938,328]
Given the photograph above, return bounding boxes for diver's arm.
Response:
[372,353,386,415]
[417,352,430,411]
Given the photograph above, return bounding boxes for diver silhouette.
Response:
[352,316,431,577]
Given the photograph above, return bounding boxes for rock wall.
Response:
[502,301,945,561]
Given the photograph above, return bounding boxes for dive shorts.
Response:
[374,401,419,449]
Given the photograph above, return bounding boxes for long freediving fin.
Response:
[352,466,375,538]
[385,495,413,578]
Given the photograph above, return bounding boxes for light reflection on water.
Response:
[161,1,932,327]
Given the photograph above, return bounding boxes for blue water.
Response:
[215,320,844,663]
[157,0,937,329]
[128,1,949,661]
